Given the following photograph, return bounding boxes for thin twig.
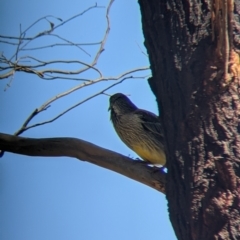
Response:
[36,75,91,81]
[18,56,103,77]
[21,41,101,51]
[0,56,103,80]
[14,66,149,134]
[19,33,91,57]
[37,67,149,112]
[0,3,113,80]
[52,4,104,31]
[14,74,148,136]
[0,69,15,79]
[0,40,18,45]
[135,41,148,57]
[71,0,114,75]
[6,4,103,60]
[92,0,113,66]
[15,24,22,61]
[4,73,15,91]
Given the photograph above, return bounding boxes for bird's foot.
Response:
[152,166,167,173]
[134,158,148,164]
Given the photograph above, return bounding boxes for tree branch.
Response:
[0,133,166,193]
[14,68,149,136]
[0,1,112,80]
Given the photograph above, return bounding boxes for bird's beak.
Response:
[108,105,111,111]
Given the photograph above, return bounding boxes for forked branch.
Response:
[0,1,113,80]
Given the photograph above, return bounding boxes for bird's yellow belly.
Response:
[132,145,166,165]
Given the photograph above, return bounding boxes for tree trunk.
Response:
[138,0,240,239]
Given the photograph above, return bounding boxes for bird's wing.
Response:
[134,109,164,137]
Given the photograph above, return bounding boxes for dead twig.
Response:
[14,67,149,135]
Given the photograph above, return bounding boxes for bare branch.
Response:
[14,69,149,135]
[0,132,166,193]
[36,66,149,111]
[16,56,103,77]
[0,69,15,79]
[15,24,23,61]
[5,4,104,59]
[0,56,103,80]
[0,40,18,45]
[52,4,104,31]
[17,15,63,40]
[28,33,91,56]
[0,1,114,81]
[21,41,102,51]
[91,0,113,66]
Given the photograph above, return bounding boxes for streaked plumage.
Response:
[109,93,166,165]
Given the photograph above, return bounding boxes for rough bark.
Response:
[0,133,166,193]
[138,0,240,239]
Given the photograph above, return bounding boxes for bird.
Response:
[109,93,166,166]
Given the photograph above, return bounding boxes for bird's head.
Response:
[108,93,137,115]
